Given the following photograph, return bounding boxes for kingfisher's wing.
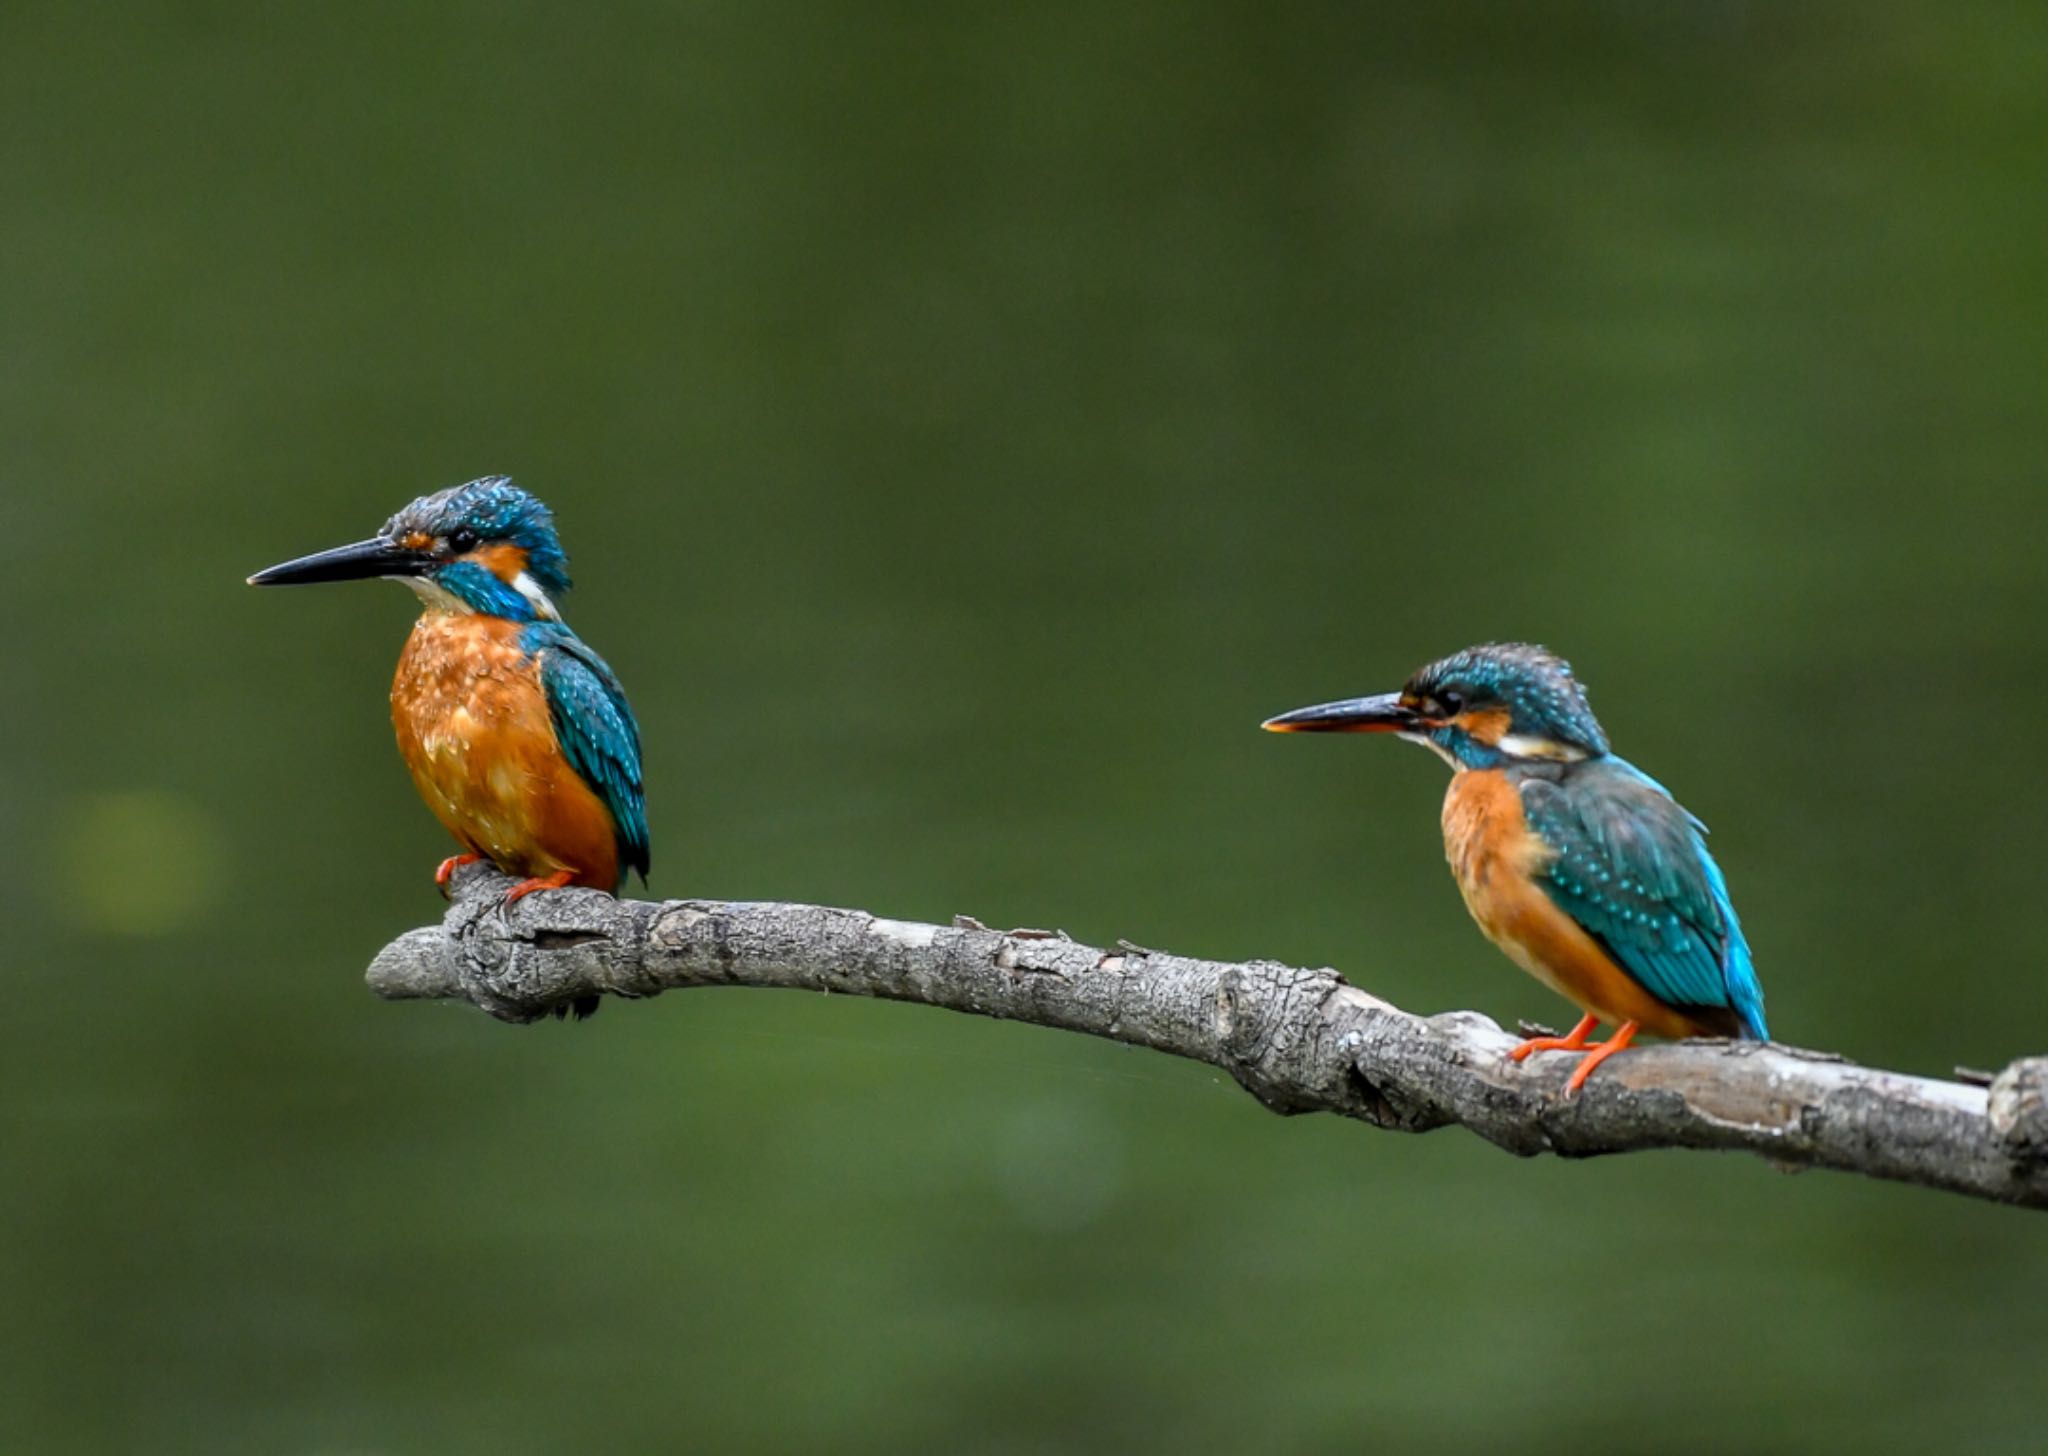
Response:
[527,624,650,885]
[1518,758,1765,1038]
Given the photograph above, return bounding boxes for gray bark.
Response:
[368,865,2048,1212]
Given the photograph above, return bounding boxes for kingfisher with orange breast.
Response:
[1263,643,1765,1095]
[250,477,646,1012]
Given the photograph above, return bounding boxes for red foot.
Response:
[1563,1020,1640,1096]
[1509,1013,1599,1063]
[503,869,576,906]
[436,853,484,893]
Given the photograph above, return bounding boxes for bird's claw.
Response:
[503,869,576,906]
[488,870,579,932]
[1507,1013,1599,1064]
[1560,1027,1638,1095]
[435,853,485,896]
[1504,1014,1640,1097]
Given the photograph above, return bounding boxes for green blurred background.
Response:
[6,3,2046,1451]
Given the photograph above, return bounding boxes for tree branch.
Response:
[368,865,2048,1212]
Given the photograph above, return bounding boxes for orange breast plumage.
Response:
[389,612,621,890]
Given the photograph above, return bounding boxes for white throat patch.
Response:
[1399,730,1462,768]
[399,574,469,613]
[396,570,561,621]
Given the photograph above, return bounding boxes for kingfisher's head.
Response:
[248,476,571,621]
[1262,642,1610,770]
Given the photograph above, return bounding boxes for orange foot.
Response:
[1563,1020,1640,1096]
[503,868,576,906]
[435,853,485,893]
[1509,1015,1641,1097]
[1509,1012,1599,1063]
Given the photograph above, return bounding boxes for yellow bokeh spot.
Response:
[55,790,229,936]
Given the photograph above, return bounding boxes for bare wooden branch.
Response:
[368,865,2048,1212]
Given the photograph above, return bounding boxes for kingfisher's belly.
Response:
[1440,769,1698,1036]
[1441,770,1564,986]
[390,613,618,887]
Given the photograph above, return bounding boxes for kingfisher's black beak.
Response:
[247,536,432,587]
[1261,692,1418,734]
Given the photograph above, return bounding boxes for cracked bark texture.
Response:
[367,865,2048,1212]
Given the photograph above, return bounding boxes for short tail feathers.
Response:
[1704,855,1768,1040]
[1728,952,1768,1040]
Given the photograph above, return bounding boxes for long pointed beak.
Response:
[1261,691,1418,734]
[247,536,430,587]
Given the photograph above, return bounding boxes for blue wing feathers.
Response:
[525,623,650,887]
[1520,758,1766,1039]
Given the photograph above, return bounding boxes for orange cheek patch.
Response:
[1451,707,1513,745]
[401,530,435,551]
[462,543,530,583]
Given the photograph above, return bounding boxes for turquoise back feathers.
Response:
[527,622,650,884]
[1518,757,1766,1039]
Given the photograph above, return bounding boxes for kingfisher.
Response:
[250,477,647,1010]
[1263,643,1765,1095]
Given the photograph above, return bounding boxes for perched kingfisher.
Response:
[1263,643,1765,1095]
[250,478,647,1010]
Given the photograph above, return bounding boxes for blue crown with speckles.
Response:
[385,476,572,597]
[1409,643,1609,755]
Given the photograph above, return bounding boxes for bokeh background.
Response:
[7,3,2047,1451]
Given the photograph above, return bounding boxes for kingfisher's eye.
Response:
[447,527,479,553]
[1434,689,1466,715]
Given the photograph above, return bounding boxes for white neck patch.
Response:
[512,570,561,621]
[1497,732,1589,763]
[1401,728,1588,769]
